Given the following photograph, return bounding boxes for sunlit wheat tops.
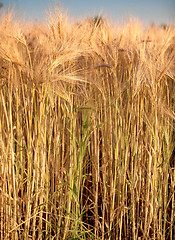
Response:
[0,9,174,240]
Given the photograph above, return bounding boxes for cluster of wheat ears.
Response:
[0,9,174,240]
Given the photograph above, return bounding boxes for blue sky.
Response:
[2,0,175,25]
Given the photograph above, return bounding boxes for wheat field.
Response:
[0,9,175,240]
